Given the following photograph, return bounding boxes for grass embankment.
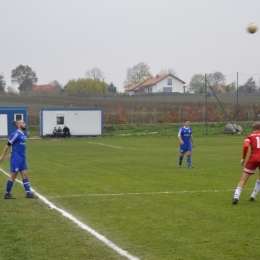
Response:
[28,122,254,138]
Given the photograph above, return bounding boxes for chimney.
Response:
[156,74,159,78]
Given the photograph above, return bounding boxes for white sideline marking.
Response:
[48,189,236,199]
[89,142,136,149]
[0,168,139,260]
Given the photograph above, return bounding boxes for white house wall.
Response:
[42,110,102,136]
[154,77,184,93]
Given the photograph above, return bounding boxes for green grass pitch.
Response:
[0,135,259,260]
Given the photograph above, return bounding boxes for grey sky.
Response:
[1,0,260,92]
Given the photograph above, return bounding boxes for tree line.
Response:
[0,64,259,96]
[189,72,258,94]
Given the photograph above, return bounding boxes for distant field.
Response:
[0,134,258,259]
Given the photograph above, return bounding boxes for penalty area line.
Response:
[0,168,140,260]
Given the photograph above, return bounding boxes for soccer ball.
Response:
[247,23,258,34]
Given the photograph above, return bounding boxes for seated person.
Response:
[53,127,57,138]
[57,126,62,138]
[63,125,70,137]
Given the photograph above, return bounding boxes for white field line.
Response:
[48,189,236,199]
[88,142,136,149]
[0,168,140,260]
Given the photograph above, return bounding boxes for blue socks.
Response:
[187,155,191,167]
[5,180,14,195]
[5,179,31,195]
[179,155,192,167]
[179,156,183,166]
[23,179,31,194]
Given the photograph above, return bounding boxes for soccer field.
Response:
[0,135,259,260]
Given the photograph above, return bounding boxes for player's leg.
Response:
[186,143,193,168]
[249,168,260,201]
[186,151,193,168]
[20,161,38,199]
[5,157,20,199]
[179,153,185,167]
[20,169,30,195]
[4,172,18,199]
[232,172,251,204]
[178,143,186,168]
[178,147,185,168]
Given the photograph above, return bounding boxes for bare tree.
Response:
[6,86,18,93]
[49,80,63,89]
[124,62,153,88]
[239,77,256,93]
[206,71,226,92]
[158,68,176,76]
[85,68,105,80]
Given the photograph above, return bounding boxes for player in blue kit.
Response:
[0,120,38,199]
[178,120,195,168]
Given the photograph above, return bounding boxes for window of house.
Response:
[56,116,64,125]
[14,114,23,121]
[167,78,172,85]
[163,87,172,93]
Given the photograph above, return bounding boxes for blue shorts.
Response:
[180,143,192,154]
[10,157,28,173]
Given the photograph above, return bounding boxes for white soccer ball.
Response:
[247,23,258,34]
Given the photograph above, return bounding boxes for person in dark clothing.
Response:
[57,127,62,138]
[63,126,70,138]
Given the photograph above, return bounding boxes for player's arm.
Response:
[6,148,13,160]
[0,142,11,163]
[240,141,250,165]
[190,134,195,148]
[178,135,184,144]
[178,129,184,144]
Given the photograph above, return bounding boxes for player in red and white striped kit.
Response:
[232,121,260,205]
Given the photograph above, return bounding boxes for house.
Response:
[126,74,186,94]
[32,84,55,91]
[125,83,143,95]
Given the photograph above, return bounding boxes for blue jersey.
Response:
[178,126,192,145]
[8,130,26,160]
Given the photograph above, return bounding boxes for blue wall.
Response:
[0,107,28,137]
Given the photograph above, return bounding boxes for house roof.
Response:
[126,82,143,91]
[139,74,186,88]
[32,84,54,91]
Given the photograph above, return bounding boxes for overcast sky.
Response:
[1,0,260,92]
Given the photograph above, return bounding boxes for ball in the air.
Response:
[247,23,258,34]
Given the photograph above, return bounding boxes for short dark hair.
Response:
[12,120,22,128]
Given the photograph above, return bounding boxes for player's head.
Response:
[12,120,26,131]
[252,121,260,131]
[184,120,190,127]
